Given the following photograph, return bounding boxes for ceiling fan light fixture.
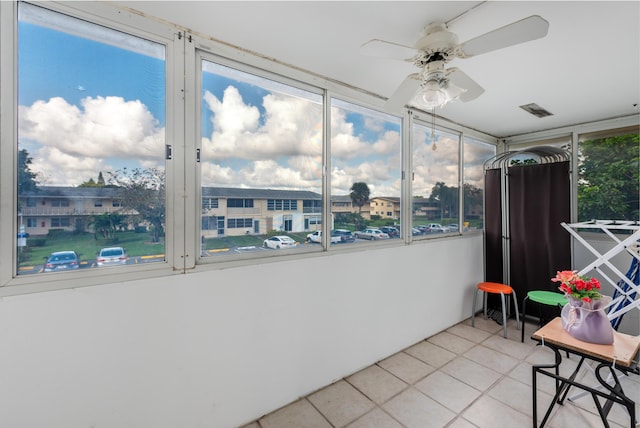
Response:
[412,78,466,109]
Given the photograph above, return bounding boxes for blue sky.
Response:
[19,23,165,122]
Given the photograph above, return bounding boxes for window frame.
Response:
[192,48,327,263]
[0,1,183,294]
[0,1,504,297]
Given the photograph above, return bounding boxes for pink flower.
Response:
[552,270,577,283]
[552,270,602,301]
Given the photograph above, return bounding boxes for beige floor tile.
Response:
[463,344,520,374]
[464,315,505,334]
[404,340,457,368]
[565,373,639,428]
[307,380,375,428]
[446,417,480,428]
[382,387,456,428]
[258,399,332,428]
[377,351,436,384]
[346,364,407,404]
[546,400,627,428]
[508,361,559,396]
[345,408,403,428]
[414,370,482,413]
[461,394,531,428]
[446,322,493,343]
[428,331,476,354]
[482,333,537,359]
[488,375,553,417]
[441,356,503,391]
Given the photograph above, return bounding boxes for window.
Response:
[227,198,254,208]
[199,59,323,257]
[577,127,639,221]
[330,99,401,239]
[412,123,460,236]
[267,199,298,211]
[303,200,322,214]
[51,199,70,208]
[16,3,167,276]
[51,217,71,228]
[202,197,219,210]
[227,218,253,228]
[463,137,496,231]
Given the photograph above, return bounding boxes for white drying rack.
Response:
[561,220,640,322]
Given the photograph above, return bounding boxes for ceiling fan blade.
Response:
[459,15,549,57]
[360,39,418,61]
[448,69,484,102]
[384,73,420,110]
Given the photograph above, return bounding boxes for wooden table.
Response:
[530,317,640,428]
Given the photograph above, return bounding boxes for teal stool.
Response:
[520,291,567,342]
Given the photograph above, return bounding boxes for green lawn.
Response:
[21,231,165,267]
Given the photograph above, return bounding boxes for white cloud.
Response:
[201,87,322,161]
[19,96,165,185]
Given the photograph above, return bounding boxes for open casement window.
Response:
[197,57,325,259]
[330,99,402,243]
[411,121,461,237]
[15,2,169,280]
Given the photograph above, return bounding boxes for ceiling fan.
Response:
[360,15,549,111]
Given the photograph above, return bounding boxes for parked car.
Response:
[425,223,447,233]
[96,246,128,267]
[411,227,423,236]
[445,224,460,232]
[306,230,341,244]
[379,226,400,238]
[354,228,390,240]
[44,250,80,272]
[332,229,355,243]
[263,235,298,249]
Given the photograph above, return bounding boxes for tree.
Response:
[90,212,126,239]
[79,171,109,188]
[18,149,39,193]
[463,183,483,218]
[108,167,165,243]
[79,178,97,188]
[578,133,639,221]
[429,182,458,219]
[350,182,370,214]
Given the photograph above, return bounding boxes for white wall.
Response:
[0,234,483,428]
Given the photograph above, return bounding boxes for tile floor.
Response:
[241,316,639,428]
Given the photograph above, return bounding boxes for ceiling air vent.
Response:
[519,103,553,118]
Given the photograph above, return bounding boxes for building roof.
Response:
[201,187,321,200]
[20,186,120,198]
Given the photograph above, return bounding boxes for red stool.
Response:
[471,282,520,338]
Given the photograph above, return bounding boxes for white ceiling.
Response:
[117,1,640,138]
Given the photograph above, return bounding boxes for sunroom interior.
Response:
[0,1,639,427]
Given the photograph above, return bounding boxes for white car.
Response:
[263,235,298,249]
[96,246,128,266]
[306,230,342,244]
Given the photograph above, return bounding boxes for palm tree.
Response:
[350,182,370,214]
